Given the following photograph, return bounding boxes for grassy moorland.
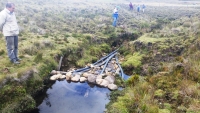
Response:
[0,0,200,112]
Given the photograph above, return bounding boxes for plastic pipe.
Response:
[100,52,117,75]
[115,55,124,79]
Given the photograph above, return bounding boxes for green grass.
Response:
[122,52,143,67]
[134,34,168,44]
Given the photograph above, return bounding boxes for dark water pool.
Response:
[30,80,111,113]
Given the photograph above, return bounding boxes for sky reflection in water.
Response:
[37,81,110,113]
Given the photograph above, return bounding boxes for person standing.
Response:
[137,4,140,15]
[112,6,119,27]
[142,4,146,13]
[0,3,21,64]
[129,2,133,10]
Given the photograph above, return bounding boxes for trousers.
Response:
[5,36,18,61]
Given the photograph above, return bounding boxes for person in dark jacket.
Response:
[129,2,133,10]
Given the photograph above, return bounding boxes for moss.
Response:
[34,52,43,63]
[136,34,168,44]
[148,105,159,113]
[163,103,172,111]
[159,109,171,113]
[89,46,102,56]
[76,55,97,66]
[1,95,36,113]
[125,75,139,87]
[122,52,143,68]
[0,85,27,110]
[100,43,111,53]
[154,89,165,98]
[38,58,57,79]
[114,74,125,87]
[172,90,179,100]
[17,68,34,78]
[0,49,5,55]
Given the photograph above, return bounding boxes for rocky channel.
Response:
[49,50,125,90]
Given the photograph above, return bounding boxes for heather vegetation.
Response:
[0,0,200,112]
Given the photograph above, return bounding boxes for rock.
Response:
[97,75,102,79]
[50,70,57,75]
[105,68,112,72]
[114,64,118,69]
[50,74,61,80]
[80,77,87,82]
[56,71,61,74]
[100,79,109,87]
[50,76,57,80]
[66,72,72,80]
[71,74,80,82]
[59,75,66,79]
[90,64,95,68]
[99,74,106,77]
[115,68,120,75]
[104,76,115,84]
[105,71,112,76]
[83,72,91,78]
[96,79,103,85]
[88,74,96,84]
[111,60,116,64]
[66,72,72,76]
[94,71,100,75]
[108,84,118,90]
[66,75,71,81]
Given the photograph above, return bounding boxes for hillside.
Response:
[0,0,200,113]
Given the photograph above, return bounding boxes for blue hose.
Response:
[73,49,119,74]
[115,55,124,79]
[100,52,117,75]
[93,48,119,65]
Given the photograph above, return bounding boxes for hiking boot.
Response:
[13,61,20,64]
[11,59,20,64]
[16,58,22,61]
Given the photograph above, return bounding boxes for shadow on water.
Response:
[28,80,111,113]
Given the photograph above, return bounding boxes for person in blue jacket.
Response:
[112,6,119,27]
[137,4,140,15]
[142,4,146,13]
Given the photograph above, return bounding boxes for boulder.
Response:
[66,75,71,81]
[88,74,96,84]
[83,72,91,78]
[108,84,118,90]
[66,72,72,80]
[50,70,57,75]
[50,74,61,80]
[80,77,87,82]
[104,76,115,84]
[100,79,109,87]
[59,75,66,79]
[96,75,102,79]
[96,79,103,85]
[71,74,80,82]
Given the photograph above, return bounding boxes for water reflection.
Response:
[34,81,110,113]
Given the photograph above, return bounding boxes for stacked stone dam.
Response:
[50,51,124,90]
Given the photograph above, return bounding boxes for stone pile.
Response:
[50,51,124,90]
